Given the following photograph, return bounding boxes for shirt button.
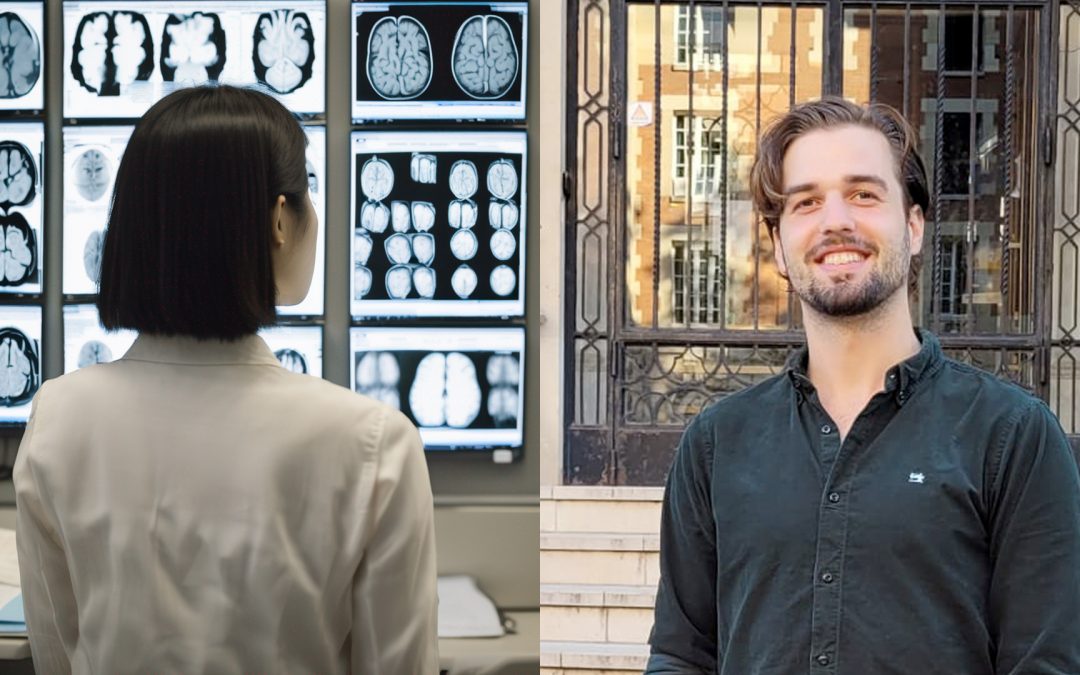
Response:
[821,424,832,434]
[821,572,834,583]
[828,492,840,503]
[817,654,830,666]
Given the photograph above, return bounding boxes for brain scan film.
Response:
[450,228,478,261]
[452,15,518,100]
[448,199,478,230]
[448,160,478,199]
[354,264,372,299]
[355,231,373,266]
[488,199,519,230]
[0,326,38,407]
[360,200,389,234]
[386,264,412,299]
[451,264,477,299]
[82,230,104,284]
[0,213,35,286]
[410,352,481,428]
[411,201,435,232]
[410,153,436,184]
[412,266,435,299]
[77,340,112,369]
[490,264,515,297]
[489,227,516,261]
[253,10,315,95]
[391,200,411,233]
[0,13,40,99]
[274,348,308,374]
[0,141,35,210]
[361,156,394,201]
[367,15,431,100]
[486,158,518,199]
[160,12,226,84]
[486,354,519,426]
[355,351,401,409]
[73,148,111,202]
[411,232,434,266]
[384,232,412,265]
[72,11,155,96]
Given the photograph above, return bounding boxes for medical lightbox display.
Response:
[259,324,322,377]
[0,304,40,424]
[0,121,43,295]
[62,303,136,373]
[350,326,524,451]
[62,0,326,119]
[352,1,527,121]
[350,130,526,318]
[0,2,44,111]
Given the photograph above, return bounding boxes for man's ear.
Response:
[907,204,925,255]
[270,194,288,248]
[770,225,788,278]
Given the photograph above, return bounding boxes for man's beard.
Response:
[785,233,910,318]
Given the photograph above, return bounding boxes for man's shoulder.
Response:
[936,355,1043,415]
[690,371,791,432]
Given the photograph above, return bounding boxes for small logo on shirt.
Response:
[908,472,925,484]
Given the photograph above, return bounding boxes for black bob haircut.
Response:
[97,85,309,341]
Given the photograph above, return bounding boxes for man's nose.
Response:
[818,192,855,233]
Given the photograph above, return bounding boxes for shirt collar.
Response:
[785,328,943,402]
[120,333,282,367]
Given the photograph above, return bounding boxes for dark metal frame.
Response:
[565,0,1065,485]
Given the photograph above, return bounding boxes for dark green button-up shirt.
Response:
[647,330,1080,674]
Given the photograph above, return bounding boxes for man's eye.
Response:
[853,191,877,201]
[792,198,815,210]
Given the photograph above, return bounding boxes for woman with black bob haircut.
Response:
[13,86,439,674]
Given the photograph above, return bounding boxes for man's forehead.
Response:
[781,125,895,189]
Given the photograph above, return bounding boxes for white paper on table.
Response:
[436,575,505,638]
[0,530,18,588]
[0,584,18,608]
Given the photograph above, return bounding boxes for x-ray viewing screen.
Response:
[0,2,44,111]
[62,124,325,315]
[62,0,326,119]
[350,327,524,450]
[352,1,526,121]
[62,304,136,373]
[62,125,133,296]
[259,324,322,377]
[0,304,41,424]
[0,122,43,295]
[351,131,526,318]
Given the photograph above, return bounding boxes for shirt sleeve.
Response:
[351,408,439,674]
[13,384,77,675]
[646,416,718,673]
[987,400,1080,675]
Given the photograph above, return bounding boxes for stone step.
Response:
[541,640,650,671]
[541,534,659,586]
[540,531,660,552]
[540,602,654,644]
[540,583,657,608]
[541,486,664,535]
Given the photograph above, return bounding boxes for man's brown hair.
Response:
[749,96,930,291]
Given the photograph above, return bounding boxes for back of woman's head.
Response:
[97,85,308,341]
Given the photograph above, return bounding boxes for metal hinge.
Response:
[1043,125,1055,167]
[613,117,624,160]
[562,171,574,200]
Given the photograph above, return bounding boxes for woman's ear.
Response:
[270,194,288,248]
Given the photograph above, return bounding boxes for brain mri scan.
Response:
[386,264,412,299]
[486,353,519,426]
[354,263,372,299]
[360,156,394,201]
[489,227,516,261]
[451,264,477,299]
[486,159,518,199]
[410,352,481,428]
[450,228,477,261]
[73,148,111,202]
[355,351,401,409]
[366,15,431,100]
[451,15,518,100]
[0,327,37,406]
[160,12,226,83]
[274,348,308,374]
[83,230,104,284]
[412,266,435,299]
[448,160,478,199]
[384,232,412,265]
[77,340,112,369]
[253,10,315,95]
[0,212,35,286]
[71,11,155,96]
[490,264,515,297]
[390,200,411,233]
[410,153,436,184]
[411,232,434,266]
[448,199,477,230]
[0,13,40,99]
[354,231,373,266]
[360,200,389,234]
[488,199,519,230]
[0,141,35,210]
[411,201,435,232]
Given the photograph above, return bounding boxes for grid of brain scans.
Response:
[349,0,527,457]
[0,304,41,424]
[352,1,527,121]
[62,0,327,119]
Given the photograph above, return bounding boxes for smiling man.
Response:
[646,98,1080,674]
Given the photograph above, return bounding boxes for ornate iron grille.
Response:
[567,0,1069,485]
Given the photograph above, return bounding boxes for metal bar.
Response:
[932,6,946,332]
[870,2,879,103]
[903,5,910,120]
[610,0,629,483]
[720,0,730,329]
[1001,5,1015,333]
[614,326,1045,349]
[652,0,661,330]
[1037,0,1063,400]
[687,0,696,329]
[564,0,581,475]
[788,0,797,329]
[966,7,979,335]
[824,0,844,95]
[753,2,763,330]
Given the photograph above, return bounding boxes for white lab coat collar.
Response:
[120,333,281,367]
